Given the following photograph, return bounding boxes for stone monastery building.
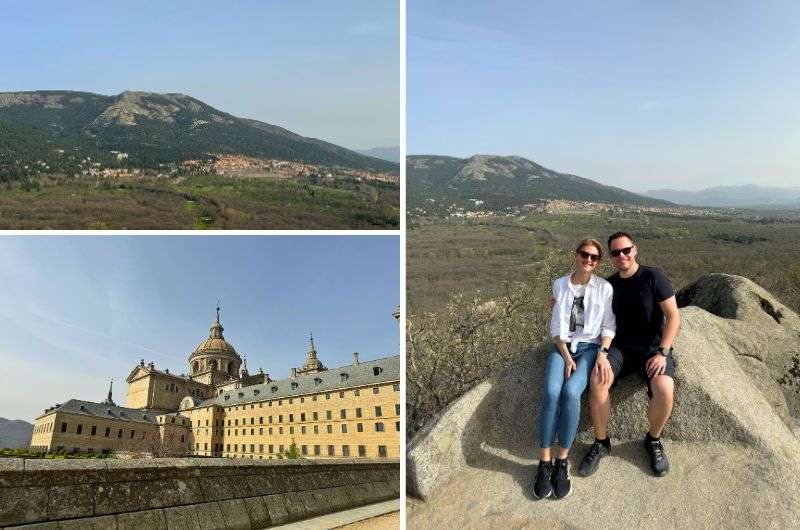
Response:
[30,308,400,459]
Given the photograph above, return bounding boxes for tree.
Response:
[283,439,300,459]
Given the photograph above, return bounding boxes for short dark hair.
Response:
[608,231,636,247]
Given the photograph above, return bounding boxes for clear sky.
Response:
[0,235,400,422]
[409,1,800,191]
[0,0,399,150]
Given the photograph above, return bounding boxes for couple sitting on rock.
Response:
[534,232,680,500]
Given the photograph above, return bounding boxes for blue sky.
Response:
[0,236,400,422]
[0,0,399,150]
[409,1,800,191]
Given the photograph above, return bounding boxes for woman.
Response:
[533,238,616,500]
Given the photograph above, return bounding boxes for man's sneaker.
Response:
[532,460,553,499]
[552,459,572,499]
[644,435,669,477]
[578,441,610,477]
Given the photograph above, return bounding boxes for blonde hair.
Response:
[575,238,603,260]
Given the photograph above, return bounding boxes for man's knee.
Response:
[650,375,674,401]
[589,374,613,399]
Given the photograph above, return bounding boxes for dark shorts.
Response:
[606,344,676,398]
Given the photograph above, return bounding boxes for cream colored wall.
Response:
[31,411,161,454]
[184,380,401,460]
[127,373,211,411]
[126,377,152,409]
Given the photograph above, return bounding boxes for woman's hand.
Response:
[563,352,576,379]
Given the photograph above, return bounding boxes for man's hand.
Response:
[594,354,612,385]
[563,354,576,379]
[646,354,667,378]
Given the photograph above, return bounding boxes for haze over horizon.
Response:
[409,1,800,192]
[0,236,400,423]
[0,0,399,151]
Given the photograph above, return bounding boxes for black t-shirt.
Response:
[607,265,674,350]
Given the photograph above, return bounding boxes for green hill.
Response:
[0,90,397,173]
[407,154,671,214]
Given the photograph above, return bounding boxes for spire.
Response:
[103,380,115,406]
[307,332,317,359]
[210,304,224,339]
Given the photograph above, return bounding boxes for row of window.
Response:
[211,420,401,438]
[216,443,389,458]
[204,404,400,428]
[221,383,400,409]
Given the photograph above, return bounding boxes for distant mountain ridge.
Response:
[0,90,398,173]
[0,418,33,449]
[646,185,800,208]
[356,146,400,163]
[407,154,671,213]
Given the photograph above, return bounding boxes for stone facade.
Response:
[30,308,400,460]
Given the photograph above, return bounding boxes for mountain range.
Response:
[356,146,400,163]
[0,90,398,173]
[0,418,33,449]
[407,154,670,213]
[645,185,800,208]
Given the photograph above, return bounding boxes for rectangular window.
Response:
[325,393,330,400]
[76,424,83,434]
[313,412,318,421]
[130,430,135,439]
[378,445,387,457]
[341,424,348,434]
[356,408,362,418]
[227,444,230,452]
[342,445,350,457]
[259,444,263,453]
[278,400,282,406]
[326,410,332,420]
[250,417,255,425]
[312,395,317,402]
[339,391,345,398]
[269,416,273,424]
[327,445,335,456]
[290,426,294,434]
[314,445,321,456]
[279,427,283,434]
[354,389,360,397]
[396,421,400,431]
[393,383,400,391]
[358,445,366,457]
[340,409,347,419]
[289,398,293,404]
[301,445,308,455]
[117,429,123,438]
[61,422,67,433]
[373,386,379,394]
[235,419,238,426]
[326,425,333,434]
[301,413,306,422]
[268,444,274,453]
[90,425,97,436]
[314,425,319,434]
[375,406,382,417]
[375,422,384,432]
[395,404,401,415]
[196,443,200,451]
[250,444,255,453]
[279,444,284,453]
[234,444,239,452]
[259,417,263,424]
[269,427,273,435]
[259,427,263,435]
[279,415,283,423]
[104,427,110,437]
[301,397,305,403]
[301,426,306,434]
[357,423,363,432]
[289,414,294,423]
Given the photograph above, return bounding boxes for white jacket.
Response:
[550,274,616,351]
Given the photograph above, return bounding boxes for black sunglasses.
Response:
[577,250,600,262]
[610,246,634,258]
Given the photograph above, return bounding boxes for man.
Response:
[578,231,680,477]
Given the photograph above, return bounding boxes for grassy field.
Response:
[408,212,800,313]
[0,174,400,229]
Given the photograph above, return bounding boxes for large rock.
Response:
[407,274,800,528]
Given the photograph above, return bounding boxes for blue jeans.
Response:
[538,342,598,450]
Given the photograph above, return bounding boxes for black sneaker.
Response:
[532,460,553,499]
[644,435,669,477]
[552,459,572,499]
[578,441,610,477]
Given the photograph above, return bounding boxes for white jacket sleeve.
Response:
[549,278,561,339]
[600,282,616,339]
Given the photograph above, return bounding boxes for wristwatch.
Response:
[656,346,673,357]
[600,347,610,354]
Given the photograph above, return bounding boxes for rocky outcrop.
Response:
[407,274,800,529]
[0,418,33,449]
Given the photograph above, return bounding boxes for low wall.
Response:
[0,457,399,529]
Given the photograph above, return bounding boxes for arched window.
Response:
[193,361,199,373]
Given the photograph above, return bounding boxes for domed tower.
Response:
[188,306,243,385]
[296,332,327,375]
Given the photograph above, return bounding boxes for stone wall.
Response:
[0,457,399,529]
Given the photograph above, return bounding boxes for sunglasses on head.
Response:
[610,246,634,258]
[577,250,600,262]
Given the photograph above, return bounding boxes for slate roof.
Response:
[196,355,400,409]
[39,399,162,424]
